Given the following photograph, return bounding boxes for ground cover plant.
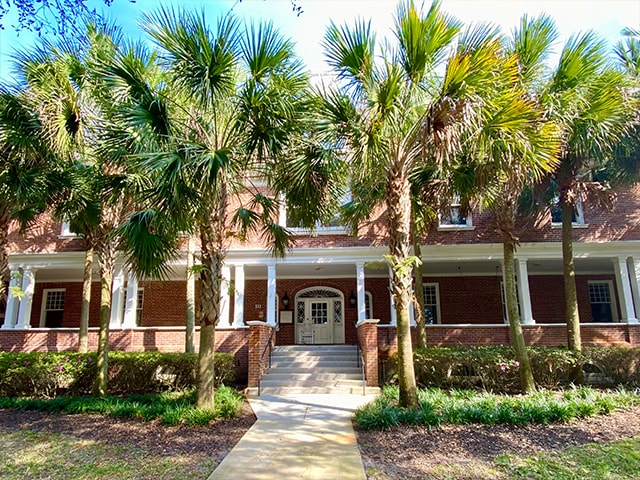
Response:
[0,386,243,426]
[354,385,640,430]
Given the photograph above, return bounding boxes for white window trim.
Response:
[437,195,474,231]
[588,280,618,323]
[40,288,66,327]
[423,283,441,325]
[551,198,588,229]
[279,193,350,236]
[123,287,145,326]
[59,221,80,238]
[365,291,373,319]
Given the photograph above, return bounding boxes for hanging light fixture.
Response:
[281,292,290,309]
[349,291,357,307]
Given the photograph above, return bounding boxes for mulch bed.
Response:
[356,405,640,479]
[2,403,640,479]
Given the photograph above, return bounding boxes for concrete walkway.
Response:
[208,393,377,480]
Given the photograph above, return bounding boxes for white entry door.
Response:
[295,288,345,345]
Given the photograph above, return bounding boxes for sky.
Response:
[0,0,638,82]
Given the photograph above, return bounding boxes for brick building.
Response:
[1,185,639,383]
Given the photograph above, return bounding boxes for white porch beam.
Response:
[109,267,125,328]
[613,257,638,323]
[628,257,640,321]
[1,269,20,329]
[219,265,231,328]
[515,258,535,325]
[266,264,277,326]
[122,272,138,329]
[233,264,246,328]
[356,262,366,323]
[16,267,36,329]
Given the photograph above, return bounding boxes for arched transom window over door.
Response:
[295,287,345,344]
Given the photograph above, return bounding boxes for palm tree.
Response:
[116,8,325,408]
[319,1,518,407]
[542,32,634,352]
[10,23,147,393]
[0,88,51,301]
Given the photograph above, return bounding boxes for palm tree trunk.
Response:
[195,185,228,409]
[412,225,427,349]
[93,242,115,396]
[387,167,418,409]
[0,206,11,300]
[503,240,536,393]
[562,202,582,352]
[78,246,94,353]
[185,236,196,354]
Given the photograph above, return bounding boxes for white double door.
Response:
[296,298,344,344]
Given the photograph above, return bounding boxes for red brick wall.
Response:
[357,320,379,386]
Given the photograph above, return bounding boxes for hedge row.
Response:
[388,346,640,393]
[0,351,236,398]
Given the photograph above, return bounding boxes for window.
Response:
[280,190,350,235]
[422,284,440,324]
[40,289,65,328]
[60,221,80,237]
[438,194,473,230]
[364,291,373,319]
[588,281,617,322]
[550,197,585,226]
[123,288,144,326]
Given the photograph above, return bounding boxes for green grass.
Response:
[0,428,217,480]
[354,385,640,430]
[496,437,640,479]
[0,386,243,426]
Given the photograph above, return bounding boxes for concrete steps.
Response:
[256,345,379,396]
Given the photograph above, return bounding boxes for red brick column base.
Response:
[247,321,276,388]
[357,319,379,387]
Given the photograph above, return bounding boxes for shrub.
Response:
[0,351,236,398]
[582,347,640,387]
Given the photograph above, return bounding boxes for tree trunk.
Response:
[195,183,228,409]
[185,236,196,354]
[387,166,418,409]
[412,226,427,349]
[562,202,582,352]
[503,240,536,394]
[93,242,115,396]
[78,246,94,353]
[0,207,11,300]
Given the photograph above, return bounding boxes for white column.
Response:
[2,269,20,329]
[109,267,125,328]
[219,265,231,327]
[122,272,139,328]
[16,267,36,328]
[613,257,638,323]
[388,266,397,325]
[515,257,535,325]
[233,264,245,328]
[266,264,277,326]
[628,257,640,321]
[356,262,366,323]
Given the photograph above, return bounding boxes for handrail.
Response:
[257,326,276,396]
[355,327,366,395]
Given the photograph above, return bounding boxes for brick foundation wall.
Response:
[247,322,276,388]
[0,327,249,383]
[357,320,379,386]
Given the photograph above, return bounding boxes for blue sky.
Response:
[0,0,638,82]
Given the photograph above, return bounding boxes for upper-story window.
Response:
[550,197,586,227]
[438,194,473,230]
[60,221,80,238]
[280,190,350,235]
